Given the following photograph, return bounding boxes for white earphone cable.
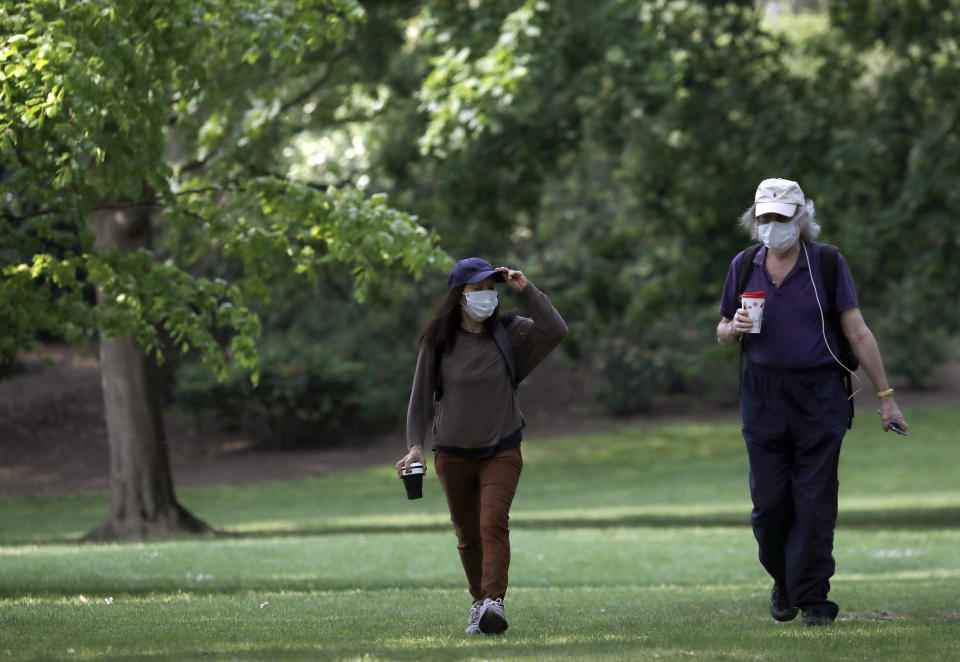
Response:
[802,241,861,400]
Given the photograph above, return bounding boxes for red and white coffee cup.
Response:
[741,292,765,334]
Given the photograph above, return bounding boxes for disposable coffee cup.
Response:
[741,292,765,334]
[400,461,424,500]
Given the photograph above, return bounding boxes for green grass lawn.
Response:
[1,406,958,661]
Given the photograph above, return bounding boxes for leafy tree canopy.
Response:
[403,0,959,394]
[1,0,450,379]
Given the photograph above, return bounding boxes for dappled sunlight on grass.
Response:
[522,421,745,464]
[838,568,960,582]
[840,491,960,510]
[517,501,747,518]
[220,494,959,537]
[220,511,450,535]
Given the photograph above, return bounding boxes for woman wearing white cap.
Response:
[397,257,568,635]
[715,178,907,625]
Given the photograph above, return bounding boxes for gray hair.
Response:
[738,199,820,242]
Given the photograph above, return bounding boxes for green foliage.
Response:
[590,310,740,416]
[5,0,958,423]
[815,0,960,383]
[176,340,371,447]
[1,0,449,379]
[406,0,793,411]
[400,0,960,404]
[175,274,424,446]
[418,0,551,158]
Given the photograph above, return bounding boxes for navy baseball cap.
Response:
[447,257,505,290]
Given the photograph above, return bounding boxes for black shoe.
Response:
[770,584,799,622]
[801,609,835,626]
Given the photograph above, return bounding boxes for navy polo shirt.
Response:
[719,241,859,369]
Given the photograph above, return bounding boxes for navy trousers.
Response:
[741,362,849,618]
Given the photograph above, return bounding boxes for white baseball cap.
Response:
[755,178,804,217]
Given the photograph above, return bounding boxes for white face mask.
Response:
[462,290,498,322]
[758,220,799,254]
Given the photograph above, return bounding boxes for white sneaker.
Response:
[465,600,483,635]
[478,597,508,635]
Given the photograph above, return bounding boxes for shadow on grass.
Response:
[216,505,960,539]
[3,505,957,547]
[6,566,960,601]
[48,643,667,662]
[40,619,957,662]
[19,643,643,662]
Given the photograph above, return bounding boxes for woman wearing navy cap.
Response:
[397,257,567,635]
[717,178,907,626]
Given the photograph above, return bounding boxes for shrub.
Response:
[175,284,422,448]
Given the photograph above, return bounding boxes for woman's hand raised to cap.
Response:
[495,267,528,292]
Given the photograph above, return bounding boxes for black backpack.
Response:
[433,312,518,403]
[735,243,857,427]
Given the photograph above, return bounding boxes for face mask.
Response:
[462,290,498,322]
[758,220,799,254]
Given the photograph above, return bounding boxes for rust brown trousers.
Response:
[434,446,523,602]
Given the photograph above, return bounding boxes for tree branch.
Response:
[240,161,354,191]
[1,187,244,221]
[0,174,357,222]
[280,43,353,114]
[171,42,355,178]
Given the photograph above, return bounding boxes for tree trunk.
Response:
[83,197,212,541]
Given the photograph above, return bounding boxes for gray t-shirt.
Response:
[405,283,568,450]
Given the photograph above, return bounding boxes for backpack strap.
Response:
[818,243,856,428]
[433,344,443,405]
[492,313,518,390]
[820,244,839,316]
[736,244,763,389]
[433,313,519,403]
[736,244,763,301]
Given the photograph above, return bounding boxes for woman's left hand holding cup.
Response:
[397,445,426,478]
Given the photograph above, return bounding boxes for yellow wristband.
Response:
[877,388,894,398]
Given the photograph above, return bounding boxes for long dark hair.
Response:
[420,285,501,355]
